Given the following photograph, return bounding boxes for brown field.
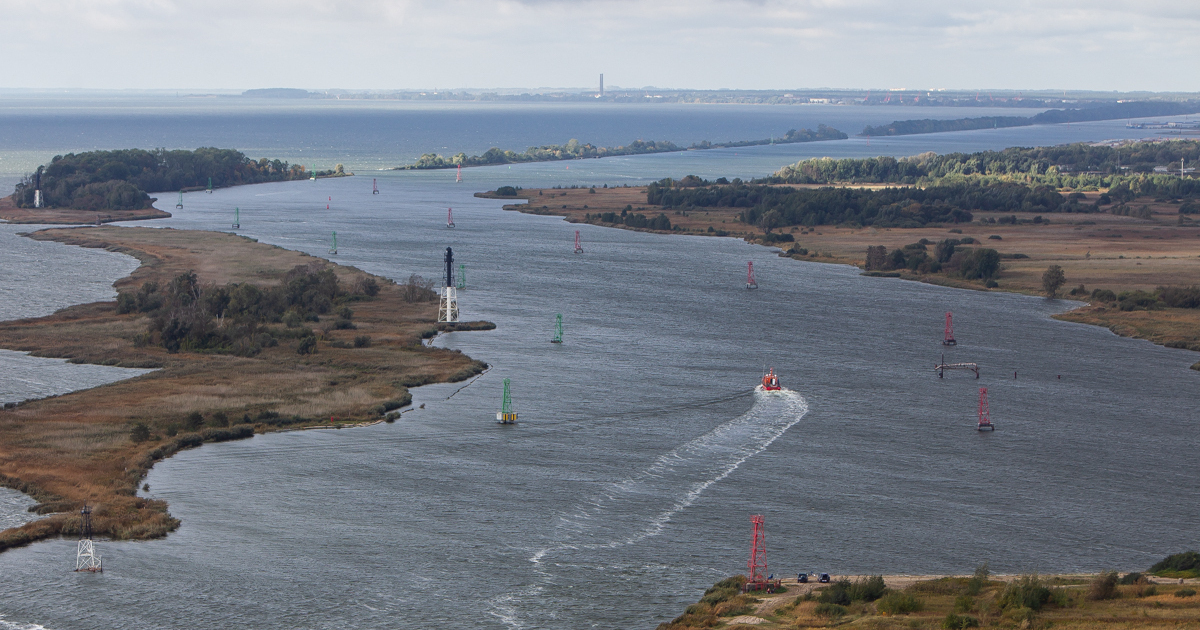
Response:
[0,226,488,552]
[0,194,172,224]
[489,187,1200,358]
[663,573,1200,630]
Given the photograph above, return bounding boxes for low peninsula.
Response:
[3,148,350,224]
[0,226,489,552]
[395,126,847,170]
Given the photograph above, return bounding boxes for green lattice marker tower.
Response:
[457,264,466,290]
[497,378,518,423]
[233,207,240,229]
[329,231,338,255]
[207,177,213,193]
[551,314,563,343]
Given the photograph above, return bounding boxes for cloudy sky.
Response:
[3,0,1197,92]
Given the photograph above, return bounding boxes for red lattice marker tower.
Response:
[574,230,583,254]
[746,262,758,289]
[978,387,994,431]
[447,207,455,228]
[943,311,957,346]
[747,514,768,587]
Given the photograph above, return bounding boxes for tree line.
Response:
[645,179,1091,229]
[396,126,848,170]
[862,101,1200,136]
[12,148,313,211]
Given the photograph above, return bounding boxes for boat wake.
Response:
[531,387,808,563]
[488,388,807,629]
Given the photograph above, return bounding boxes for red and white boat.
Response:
[759,368,783,391]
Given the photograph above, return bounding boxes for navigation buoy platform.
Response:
[977,387,994,431]
[746,261,758,289]
[497,378,518,424]
[943,311,957,346]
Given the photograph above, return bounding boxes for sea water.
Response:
[0,172,1195,630]
[0,101,1197,629]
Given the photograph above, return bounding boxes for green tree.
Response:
[1042,265,1066,298]
[130,422,151,443]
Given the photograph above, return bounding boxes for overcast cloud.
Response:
[1,0,1196,91]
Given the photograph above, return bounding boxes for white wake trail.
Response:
[531,388,808,564]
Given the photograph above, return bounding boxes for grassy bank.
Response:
[0,226,489,552]
[662,572,1200,629]
[488,185,1200,359]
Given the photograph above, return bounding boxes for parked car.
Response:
[818,573,831,583]
[797,573,808,583]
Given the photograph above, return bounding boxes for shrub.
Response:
[1176,588,1197,598]
[814,603,847,618]
[998,574,1052,611]
[210,411,229,428]
[1118,572,1145,585]
[953,595,975,613]
[876,591,924,615]
[495,186,518,196]
[818,580,852,605]
[1150,551,1200,577]
[942,613,980,629]
[1117,290,1160,311]
[130,422,151,443]
[850,575,888,602]
[1088,570,1119,600]
[337,306,353,319]
[1091,288,1117,302]
[333,318,356,330]
[185,411,204,431]
[353,335,372,348]
[1137,585,1158,597]
[297,336,317,355]
[1158,286,1200,309]
[987,234,1002,240]
[967,562,990,596]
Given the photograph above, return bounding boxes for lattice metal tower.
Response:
[447,207,455,228]
[456,264,466,290]
[372,178,379,194]
[206,177,213,193]
[574,230,583,254]
[496,378,518,424]
[176,191,183,209]
[551,314,563,343]
[747,514,768,584]
[74,505,102,573]
[233,207,240,229]
[978,387,994,431]
[746,262,758,289]
[943,312,957,346]
[329,231,338,255]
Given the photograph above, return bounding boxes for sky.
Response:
[2,0,1198,92]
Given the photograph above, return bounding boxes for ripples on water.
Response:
[0,104,1198,629]
[0,173,1193,630]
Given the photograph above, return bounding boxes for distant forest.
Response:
[647,179,1076,229]
[861,101,1200,136]
[12,148,313,211]
[396,126,847,170]
[764,140,1200,196]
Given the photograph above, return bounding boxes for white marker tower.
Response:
[438,247,460,323]
[74,505,102,573]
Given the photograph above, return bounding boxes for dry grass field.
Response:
[0,226,488,551]
[661,573,1200,630]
